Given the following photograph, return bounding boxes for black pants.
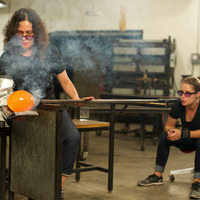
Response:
[155,131,200,179]
[62,110,80,176]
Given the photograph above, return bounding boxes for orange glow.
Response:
[119,1,126,32]
[7,90,35,112]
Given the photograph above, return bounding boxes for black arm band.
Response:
[181,128,190,138]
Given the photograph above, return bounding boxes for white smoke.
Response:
[3,36,52,100]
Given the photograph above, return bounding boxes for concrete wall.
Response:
[0,0,199,91]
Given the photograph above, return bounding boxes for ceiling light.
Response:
[0,0,6,8]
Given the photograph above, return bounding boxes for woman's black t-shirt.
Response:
[169,99,200,131]
[0,44,66,99]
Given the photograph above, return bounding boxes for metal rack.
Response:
[50,30,175,98]
[103,36,175,97]
[49,30,143,98]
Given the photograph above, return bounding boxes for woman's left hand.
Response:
[75,96,95,107]
[167,129,181,141]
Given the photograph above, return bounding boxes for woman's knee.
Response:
[159,131,168,142]
[72,129,81,143]
[64,128,80,143]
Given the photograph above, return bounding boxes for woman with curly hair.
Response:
[3,8,49,58]
[0,8,94,199]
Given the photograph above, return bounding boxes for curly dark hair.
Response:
[3,8,49,58]
[182,76,200,92]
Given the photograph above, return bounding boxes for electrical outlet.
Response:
[191,53,200,64]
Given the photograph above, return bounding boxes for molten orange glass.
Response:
[7,90,35,112]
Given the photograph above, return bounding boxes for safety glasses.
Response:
[177,90,197,97]
[16,34,34,41]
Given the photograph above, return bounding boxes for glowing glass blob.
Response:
[7,90,35,112]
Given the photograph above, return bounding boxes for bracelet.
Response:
[181,127,190,138]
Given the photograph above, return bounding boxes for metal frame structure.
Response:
[0,98,176,198]
[8,104,63,200]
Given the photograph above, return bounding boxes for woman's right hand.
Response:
[167,128,181,141]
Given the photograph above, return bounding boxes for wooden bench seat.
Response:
[72,119,109,129]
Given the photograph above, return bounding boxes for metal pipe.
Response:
[39,98,177,105]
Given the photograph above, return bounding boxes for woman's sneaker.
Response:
[137,174,163,186]
[190,181,200,199]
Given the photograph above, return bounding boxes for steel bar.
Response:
[39,98,177,105]
[108,103,115,192]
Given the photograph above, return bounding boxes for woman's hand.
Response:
[75,96,95,107]
[167,128,181,141]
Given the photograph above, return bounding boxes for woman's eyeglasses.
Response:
[177,90,197,97]
[16,34,34,41]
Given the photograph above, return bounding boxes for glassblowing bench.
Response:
[0,98,176,199]
[39,98,176,192]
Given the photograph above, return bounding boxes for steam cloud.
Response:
[3,30,163,100]
[49,31,164,96]
[3,36,52,101]
[3,32,114,102]
[50,31,113,85]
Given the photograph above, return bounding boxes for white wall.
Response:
[0,0,199,90]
